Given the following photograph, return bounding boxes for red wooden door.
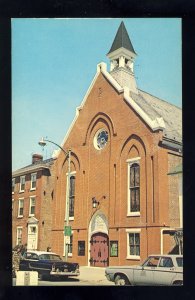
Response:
[90,232,109,267]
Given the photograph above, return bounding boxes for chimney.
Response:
[32,153,43,164]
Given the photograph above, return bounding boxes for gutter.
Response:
[159,138,182,153]
[12,163,52,177]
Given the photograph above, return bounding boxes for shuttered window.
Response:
[29,197,36,216]
[31,173,37,190]
[18,199,24,217]
[20,176,25,192]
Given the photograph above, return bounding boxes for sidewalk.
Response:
[12,266,115,286]
[78,266,114,285]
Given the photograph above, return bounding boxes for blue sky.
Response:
[12,18,182,171]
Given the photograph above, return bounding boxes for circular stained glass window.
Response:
[94,129,108,150]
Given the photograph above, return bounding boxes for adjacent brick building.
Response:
[12,154,56,251]
[50,22,182,267]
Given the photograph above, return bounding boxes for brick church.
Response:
[50,21,182,267]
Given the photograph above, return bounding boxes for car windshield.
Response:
[142,256,160,267]
[176,257,183,267]
[39,254,62,261]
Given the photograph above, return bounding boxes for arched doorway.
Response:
[88,211,109,267]
[89,232,109,267]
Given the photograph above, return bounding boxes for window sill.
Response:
[127,212,140,217]
[30,188,36,191]
[126,256,140,260]
[69,217,74,221]
[29,214,35,217]
[17,216,23,219]
[68,253,73,257]
[19,190,24,193]
[12,192,14,195]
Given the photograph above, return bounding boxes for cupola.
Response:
[107,21,138,94]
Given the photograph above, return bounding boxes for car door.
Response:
[153,257,176,285]
[134,256,160,285]
[20,252,39,271]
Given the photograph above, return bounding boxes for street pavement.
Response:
[12,266,115,286]
[76,266,114,286]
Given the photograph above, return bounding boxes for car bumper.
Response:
[50,270,80,277]
[105,273,113,282]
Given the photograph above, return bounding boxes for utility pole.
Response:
[39,138,72,261]
[65,149,71,261]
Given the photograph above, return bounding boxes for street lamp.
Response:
[92,197,99,209]
[38,137,71,261]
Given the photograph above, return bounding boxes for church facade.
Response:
[51,22,182,267]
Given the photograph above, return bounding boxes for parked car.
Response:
[19,251,80,280]
[105,254,183,286]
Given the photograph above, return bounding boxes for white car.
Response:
[105,254,183,286]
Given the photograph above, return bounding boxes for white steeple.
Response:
[107,21,138,94]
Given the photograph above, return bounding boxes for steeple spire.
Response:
[108,21,136,55]
[107,21,138,94]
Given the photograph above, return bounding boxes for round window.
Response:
[94,129,108,150]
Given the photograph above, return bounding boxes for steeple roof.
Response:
[108,21,136,55]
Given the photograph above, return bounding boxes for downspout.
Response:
[145,156,148,257]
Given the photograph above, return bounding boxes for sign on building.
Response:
[64,226,72,236]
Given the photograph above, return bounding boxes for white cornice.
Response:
[123,87,165,131]
[107,47,137,60]
[100,64,165,131]
[12,164,51,177]
[97,62,123,93]
[58,70,101,158]
[57,62,165,158]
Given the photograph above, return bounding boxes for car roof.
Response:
[148,254,183,258]
[26,250,59,255]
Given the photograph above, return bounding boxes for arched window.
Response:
[69,175,75,217]
[129,163,140,212]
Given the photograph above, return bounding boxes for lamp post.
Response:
[92,197,99,209]
[38,137,71,261]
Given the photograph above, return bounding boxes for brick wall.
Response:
[51,73,181,265]
[12,161,56,251]
[168,153,182,228]
[38,162,56,251]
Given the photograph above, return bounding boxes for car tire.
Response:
[115,274,130,286]
[173,281,183,286]
[38,273,44,281]
[39,273,48,281]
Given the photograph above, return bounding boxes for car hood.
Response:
[106,265,140,270]
[40,260,78,266]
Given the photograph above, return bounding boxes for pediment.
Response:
[27,216,39,224]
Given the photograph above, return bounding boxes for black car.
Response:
[19,251,80,280]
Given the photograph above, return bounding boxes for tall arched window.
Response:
[129,163,140,212]
[69,175,75,217]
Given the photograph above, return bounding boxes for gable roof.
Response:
[107,21,136,55]
[58,62,182,159]
[130,90,182,143]
[12,157,54,176]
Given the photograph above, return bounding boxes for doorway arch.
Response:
[88,211,109,267]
